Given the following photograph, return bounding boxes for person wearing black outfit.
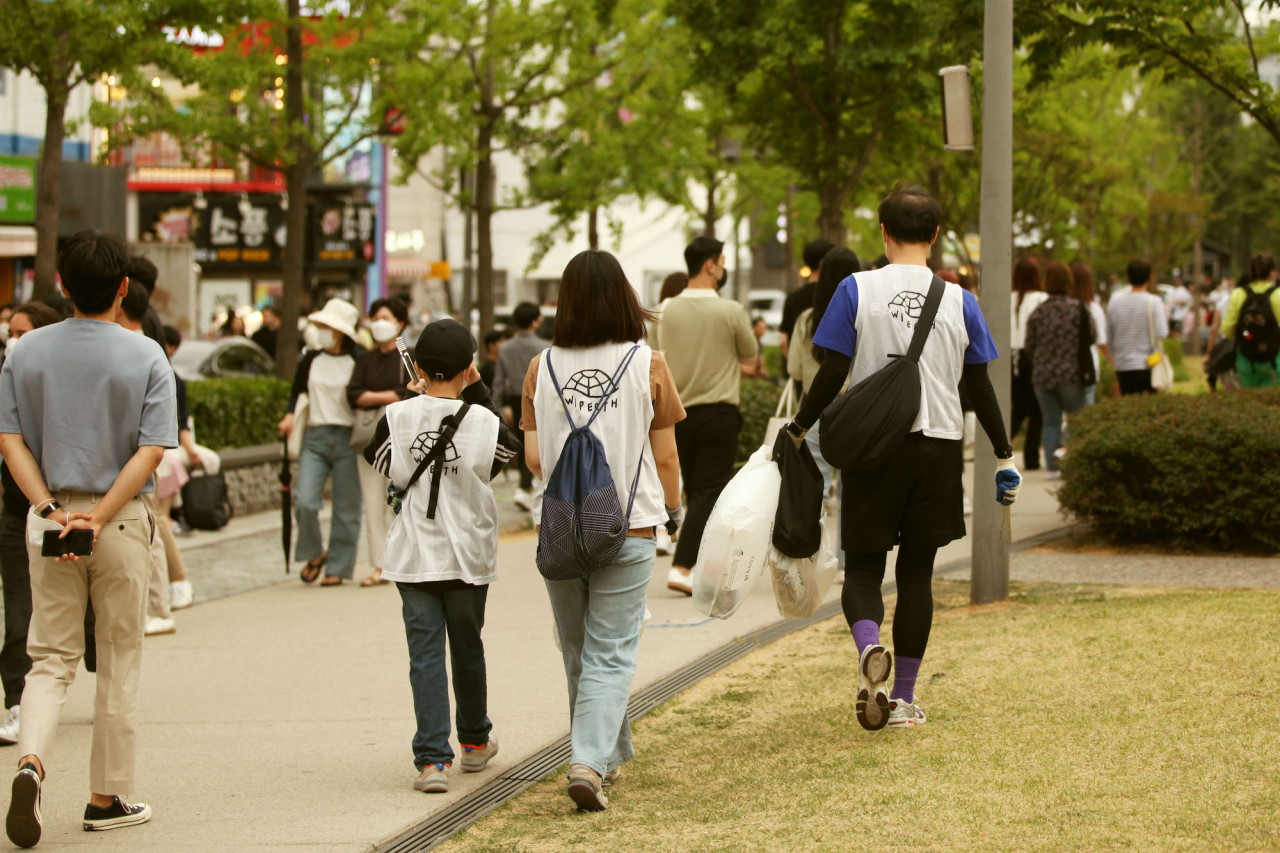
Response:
[125,256,167,348]
[788,186,1020,733]
[478,330,505,391]
[347,297,412,587]
[252,305,281,360]
[779,239,834,363]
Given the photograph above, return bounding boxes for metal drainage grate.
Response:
[374,525,1077,852]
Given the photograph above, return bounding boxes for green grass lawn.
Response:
[440,581,1280,852]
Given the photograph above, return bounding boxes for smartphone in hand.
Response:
[42,529,94,558]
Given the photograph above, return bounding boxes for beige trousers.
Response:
[155,495,186,582]
[356,456,393,570]
[18,493,152,795]
[143,493,171,621]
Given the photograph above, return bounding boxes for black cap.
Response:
[414,318,476,381]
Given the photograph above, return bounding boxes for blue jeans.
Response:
[1034,384,1087,471]
[398,582,491,769]
[544,537,655,776]
[294,424,362,578]
[804,430,844,570]
[1084,384,1097,405]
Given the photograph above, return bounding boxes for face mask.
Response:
[0,322,9,343]
[716,266,728,289]
[313,328,337,350]
[369,319,399,343]
[3,337,16,358]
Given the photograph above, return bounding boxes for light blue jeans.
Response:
[1034,384,1087,472]
[294,424,363,579]
[805,430,845,570]
[544,537,656,776]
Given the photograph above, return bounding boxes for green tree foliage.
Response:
[0,0,237,298]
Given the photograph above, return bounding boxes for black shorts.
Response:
[839,433,965,554]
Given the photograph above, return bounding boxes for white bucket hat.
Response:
[307,298,361,343]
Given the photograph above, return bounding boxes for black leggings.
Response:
[841,542,938,660]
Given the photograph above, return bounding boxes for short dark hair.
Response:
[878,185,942,246]
[809,247,861,362]
[483,330,505,347]
[126,256,159,294]
[58,230,128,315]
[120,281,150,323]
[871,254,889,270]
[1250,253,1275,282]
[369,296,409,326]
[40,293,73,320]
[1127,259,1152,286]
[261,304,279,317]
[512,301,541,330]
[163,325,182,349]
[13,302,61,331]
[553,250,652,348]
[684,236,724,277]
[803,239,835,271]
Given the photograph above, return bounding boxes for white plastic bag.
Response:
[692,444,780,619]
[768,512,839,618]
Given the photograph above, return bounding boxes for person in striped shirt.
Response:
[1106,260,1168,395]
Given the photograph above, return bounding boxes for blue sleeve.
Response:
[0,357,19,435]
[962,289,1000,365]
[811,276,859,358]
[139,352,179,448]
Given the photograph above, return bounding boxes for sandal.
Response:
[300,553,327,584]
[320,576,344,587]
[360,568,389,587]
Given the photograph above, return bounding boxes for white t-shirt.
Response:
[811,264,999,441]
[1088,298,1108,375]
[379,395,501,585]
[1011,290,1050,351]
[1166,285,1193,323]
[531,343,665,528]
[307,352,355,427]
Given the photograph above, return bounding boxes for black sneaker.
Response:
[6,763,42,849]
[82,796,152,832]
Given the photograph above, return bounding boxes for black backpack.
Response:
[181,472,232,531]
[1235,283,1280,364]
[819,275,945,472]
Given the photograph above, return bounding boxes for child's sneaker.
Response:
[414,763,450,793]
[888,698,927,727]
[460,736,499,773]
[856,643,892,731]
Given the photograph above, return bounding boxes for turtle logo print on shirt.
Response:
[560,369,620,415]
[410,430,460,476]
[888,291,928,325]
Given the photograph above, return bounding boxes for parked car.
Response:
[171,337,277,381]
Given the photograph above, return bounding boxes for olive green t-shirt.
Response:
[652,289,757,408]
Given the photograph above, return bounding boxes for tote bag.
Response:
[764,379,795,450]
[286,393,309,461]
[1147,299,1175,391]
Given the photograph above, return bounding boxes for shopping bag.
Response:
[771,428,824,558]
[768,512,840,619]
[692,444,780,619]
[764,379,795,450]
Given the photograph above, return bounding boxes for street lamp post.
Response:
[972,0,1014,605]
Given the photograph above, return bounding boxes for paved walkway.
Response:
[8,466,1263,852]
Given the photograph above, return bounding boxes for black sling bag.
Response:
[387,404,471,519]
[818,276,946,472]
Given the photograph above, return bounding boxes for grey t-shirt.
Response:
[0,318,178,494]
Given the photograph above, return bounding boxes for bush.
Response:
[187,376,292,451]
[1057,389,1280,550]
[762,344,785,379]
[737,378,784,464]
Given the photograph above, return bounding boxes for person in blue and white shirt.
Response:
[789,185,1019,732]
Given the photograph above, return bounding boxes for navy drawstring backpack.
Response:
[536,345,644,581]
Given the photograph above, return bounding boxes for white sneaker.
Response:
[963,496,973,516]
[666,567,692,596]
[655,530,672,556]
[144,617,176,636]
[888,698,927,727]
[856,644,892,731]
[512,489,533,511]
[414,763,450,793]
[459,736,499,773]
[0,707,18,745]
[169,581,194,611]
[1053,447,1067,461]
[1046,470,1063,481]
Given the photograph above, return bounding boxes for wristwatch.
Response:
[785,420,808,441]
[39,500,61,519]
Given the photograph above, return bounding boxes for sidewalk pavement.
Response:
[2,465,1084,852]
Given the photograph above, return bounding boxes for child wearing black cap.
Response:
[362,318,522,794]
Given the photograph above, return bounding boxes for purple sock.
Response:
[851,620,880,655]
[891,657,922,703]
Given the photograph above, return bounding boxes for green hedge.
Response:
[187,377,292,451]
[1057,389,1280,550]
[738,378,785,464]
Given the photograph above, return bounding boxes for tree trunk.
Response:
[276,0,307,379]
[702,169,717,238]
[1188,98,1205,355]
[461,167,473,319]
[817,180,845,245]
[785,183,797,292]
[32,83,68,300]
[588,205,599,250]
[475,128,495,336]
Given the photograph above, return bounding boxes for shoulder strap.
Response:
[544,350,578,430]
[400,403,472,520]
[583,345,642,431]
[905,276,947,364]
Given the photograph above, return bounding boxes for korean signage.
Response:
[139,192,287,268]
[311,201,376,268]
[0,156,36,224]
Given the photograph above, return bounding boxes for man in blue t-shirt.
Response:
[788,185,1020,733]
[0,230,176,844]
